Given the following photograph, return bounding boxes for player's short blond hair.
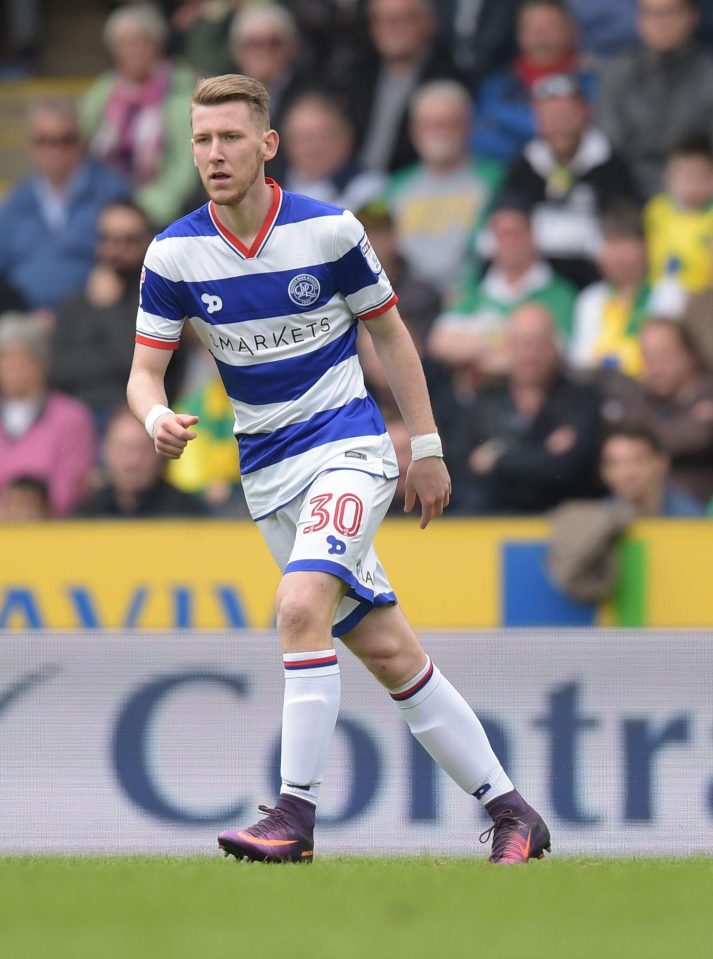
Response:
[191,75,271,130]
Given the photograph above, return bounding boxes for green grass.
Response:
[1,856,711,959]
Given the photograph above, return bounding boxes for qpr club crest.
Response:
[288,273,321,307]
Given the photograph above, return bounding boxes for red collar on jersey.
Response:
[209,178,282,259]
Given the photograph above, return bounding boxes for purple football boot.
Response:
[218,794,315,864]
[480,789,551,864]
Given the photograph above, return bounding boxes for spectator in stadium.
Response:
[355,200,442,420]
[569,204,655,378]
[598,0,713,198]
[432,0,520,88]
[50,200,185,434]
[0,99,130,312]
[80,3,198,228]
[387,79,502,301]
[343,0,464,174]
[472,0,596,165]
[0,314,96,517]
[229,2,314,181]
[76,405,206,518]
[171,0,236,77]
[620,319,713,505]
[500,73,638,290]
[446,302,600,514]
[427,202,576,377]
[0,475,50,521]
[565,0,638,60]
[280,93,385,211]
[644,136,713,307]
[600,423,704,516]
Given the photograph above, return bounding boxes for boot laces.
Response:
[245,804,288,838]
[479,808,526,860]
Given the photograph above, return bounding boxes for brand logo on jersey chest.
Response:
[288,273,321,307]
[201,292,223,314]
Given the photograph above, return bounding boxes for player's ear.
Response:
[263,129,279,162]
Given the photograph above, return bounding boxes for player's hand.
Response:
[153,413,200,459]
[404,457,451,529]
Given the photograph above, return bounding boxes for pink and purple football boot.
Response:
[218,794,315,864]
[481,789,551,864]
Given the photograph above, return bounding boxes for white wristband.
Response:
[410,432,443,461]
[144,404,174,438]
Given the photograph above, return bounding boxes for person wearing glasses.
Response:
[0,99,130,313]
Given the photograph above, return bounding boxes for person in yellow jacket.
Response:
[644,135,713,297]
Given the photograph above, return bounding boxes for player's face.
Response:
[191,101,278,207]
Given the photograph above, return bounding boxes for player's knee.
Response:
[275,592,316,638]
[361,646,423,689]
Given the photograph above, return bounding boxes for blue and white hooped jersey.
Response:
[136,180,399,519]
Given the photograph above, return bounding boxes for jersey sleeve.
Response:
[135,239,186,350]
[333,209,398,320]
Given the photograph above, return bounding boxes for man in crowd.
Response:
[449,302,600,514]
[280,93,385,211]
[345,0,463,174]
[472,0,595,164]
[388,79,502,302]
[623,319,713,506]
[428,203,576,377]
[0,99,130,311]
[500,73,637,290]
[76,406,206,518]
[599,0,713,197]
[51,200,186,432]
[601,423,704,516]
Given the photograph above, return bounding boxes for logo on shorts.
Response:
[327,536,347,555]
[201,292,223,314]
[345,450,367,461]
[288,274,321,307]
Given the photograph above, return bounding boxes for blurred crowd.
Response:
[2,0,713,532]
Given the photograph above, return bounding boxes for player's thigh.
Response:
[341,602,427,688]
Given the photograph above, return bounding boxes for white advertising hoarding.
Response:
[0,631,711,856]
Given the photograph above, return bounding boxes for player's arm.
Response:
[127,343,199,459]
[364,306,451,528]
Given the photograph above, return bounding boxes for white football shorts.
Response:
[257,468,398,637]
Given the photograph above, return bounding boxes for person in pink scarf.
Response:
[80,3,198,228]
[0,314,96,517]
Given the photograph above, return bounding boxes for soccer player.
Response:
[127,74,550,865]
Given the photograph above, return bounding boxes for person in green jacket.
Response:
[80,3,199,229]
[427,201,576,376]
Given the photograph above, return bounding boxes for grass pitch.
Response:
[1,856,711,959]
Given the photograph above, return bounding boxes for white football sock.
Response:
[280,649,341,806]
[390,657,514,804]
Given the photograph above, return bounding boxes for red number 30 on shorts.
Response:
[304,493,364,537]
